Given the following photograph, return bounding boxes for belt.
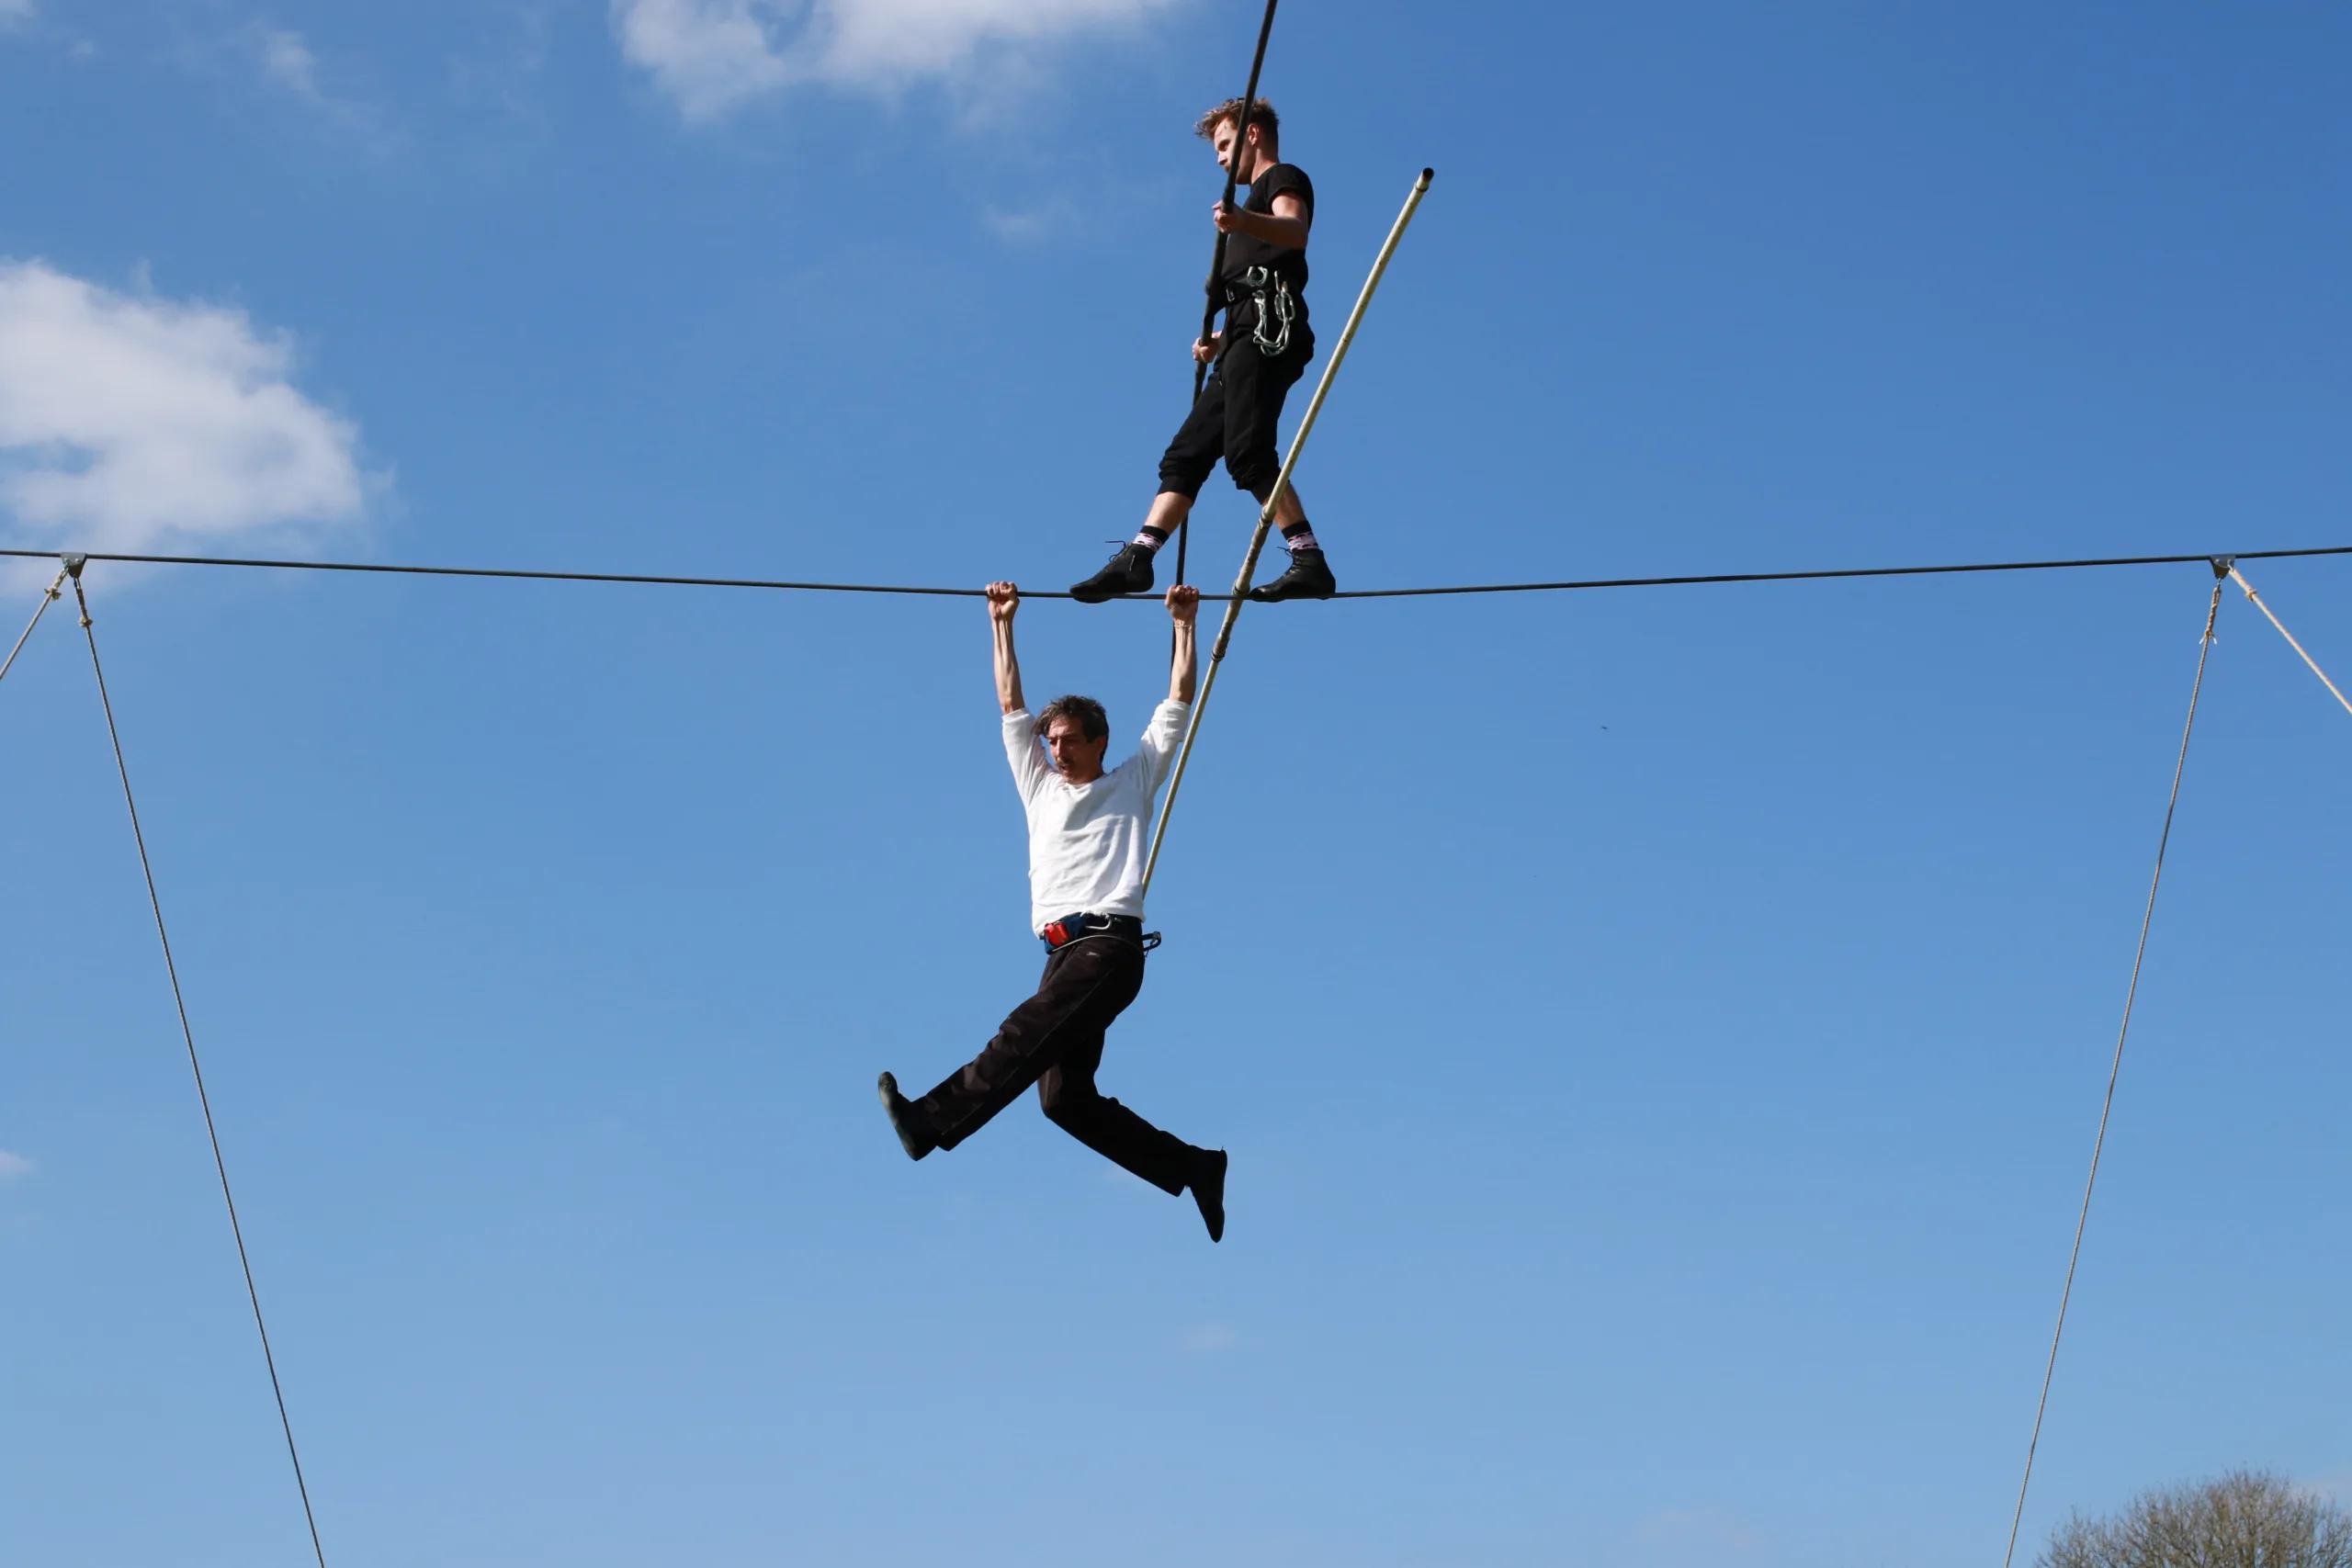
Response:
[1040,912,1160,953]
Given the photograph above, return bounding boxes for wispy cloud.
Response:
[612,0,1174,121]
[0,260,374,567]
[982,197,1080,243]
[235,23,395,145]
[0,1150,34,1182]
[0,0,36,29]
[1177,1321,1242,1354]
[1635,1507,1760,1556]
[254,25,323,96]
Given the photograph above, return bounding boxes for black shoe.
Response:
[1189,1148,1227,1243]
[876,1072,933,1162]
[1246,546,1335,602]
[1070,542,1156,604]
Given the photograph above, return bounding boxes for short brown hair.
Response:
[1195,96,1279,150]
[1036,694,1108,743]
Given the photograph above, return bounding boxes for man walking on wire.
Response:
[877,581,1229,1242]
[1071,96,1333,605]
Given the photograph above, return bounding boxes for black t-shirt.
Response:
[1219,162,1313,328]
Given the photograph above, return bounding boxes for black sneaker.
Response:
[876,1072,933,1162]
[1246,546,1335,602]
[1190,1148,1227,1243]
[1070,542,1156,604]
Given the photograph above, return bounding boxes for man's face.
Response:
[1213,118,1261,180]
[1045,717,1110,784]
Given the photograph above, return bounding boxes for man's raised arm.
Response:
[1167,584,1198,705]
[989,581,1025,716]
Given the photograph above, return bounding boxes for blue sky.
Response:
[2,3,2348,1564]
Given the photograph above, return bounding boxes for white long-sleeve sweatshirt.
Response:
[1001,701,1189,935]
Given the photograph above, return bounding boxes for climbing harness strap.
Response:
[2225,561,2352,720]
[1143,167,1434,897]
[64,558,332,1568]
[1041,912,1160,953]
[2000,564,2228,1568]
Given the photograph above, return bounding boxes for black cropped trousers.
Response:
[1157,327,1315,499]
[913,935,1203,1195]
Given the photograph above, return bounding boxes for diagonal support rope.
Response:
[1142,166,1433,897]
[2001,565,2228,1568]
[2226,563,2352,720]
[65,559,330,1568]
[0,565,68,688]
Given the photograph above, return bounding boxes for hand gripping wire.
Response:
[2000,564,2228,1568]
[0,561,69,689]
[1142,167,1434,897]
[65,558,331,1568]
[2222,560,2352,721]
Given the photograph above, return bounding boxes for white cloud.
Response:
[613,0,1172,120]
[0,1150,33,1182]
[0,260,370,557]
[0,0,35,28]
[254,26,323,98]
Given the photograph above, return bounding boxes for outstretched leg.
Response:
[1037,1032,1203,1196]
[903,940,1143,1152]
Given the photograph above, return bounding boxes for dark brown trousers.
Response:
[914,935,1201,1195]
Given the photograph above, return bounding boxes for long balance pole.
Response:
[1142,167,1435,897]
[1177,0,1282,589]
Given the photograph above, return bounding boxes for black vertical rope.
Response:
[1999,565,2229,1568]
[65,559,330,1568]
[1175,0,1281,589]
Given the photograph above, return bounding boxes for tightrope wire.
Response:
[2,543,2346,601]
[2000,564,2229,1568]
[66,559,330,1568]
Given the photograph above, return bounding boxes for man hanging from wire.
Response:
[1071,96,1331,605]
[876,580,1228,1241]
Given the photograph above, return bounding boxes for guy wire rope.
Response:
[1177,0,1283,590]
[1999,562,2230,1568]
[2227,563,2352,720]
[1143,166,1434,897]
[0,564,68,688]
[65,557,331,1568]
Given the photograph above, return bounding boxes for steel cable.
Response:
[0,565,67,687]
[2000,566,2229,1568]
[0,543,2345,600]
[67,562,330,1568]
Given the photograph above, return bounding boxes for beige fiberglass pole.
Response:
[1142,166,1435,897]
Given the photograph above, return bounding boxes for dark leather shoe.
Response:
[1247,546,1335,602]
[1070,542,1156,604]
[876,1072,933,1161]
[1190,1148,1227,1242]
